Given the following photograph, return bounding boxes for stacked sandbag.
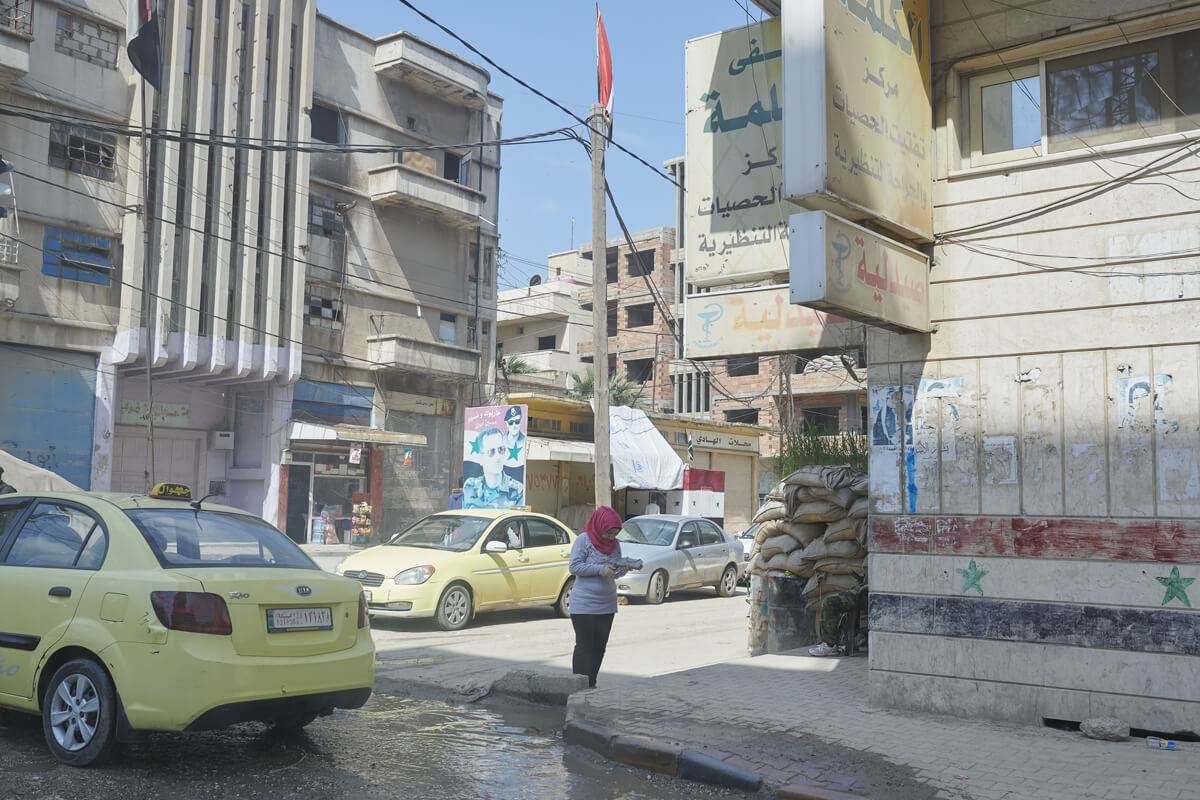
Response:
[745,464,868,611]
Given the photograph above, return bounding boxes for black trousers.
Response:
[571,613,614,688]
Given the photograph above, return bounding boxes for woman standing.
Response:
[568,506,641,688]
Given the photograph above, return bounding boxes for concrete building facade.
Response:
[741,0,1200,733]
[0,1,500,544]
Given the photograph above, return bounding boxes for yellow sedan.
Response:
[0,485,374,767]
[336,509,576,630]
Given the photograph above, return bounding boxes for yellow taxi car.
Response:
[336,509,576,630]
[0,484,374,767]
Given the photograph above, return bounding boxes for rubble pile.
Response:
[745,465,868,613]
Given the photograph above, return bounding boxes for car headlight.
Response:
[334,560,345,575]
[394,565,435,585]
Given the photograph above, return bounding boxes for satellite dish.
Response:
[529,275,542,286]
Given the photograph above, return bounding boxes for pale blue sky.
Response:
[316,0,756,288]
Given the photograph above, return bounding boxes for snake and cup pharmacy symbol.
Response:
[693,302,725,350]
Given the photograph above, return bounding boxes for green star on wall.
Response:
[956,559,988,596]
[508,443,523,461]
[469,436,480,454]
[1156,566,1195,608]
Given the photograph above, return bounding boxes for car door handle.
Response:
[49,586,71,598]
[517,555,529,562]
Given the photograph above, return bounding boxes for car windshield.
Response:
[387,514,491,552]
[617,518,677,546]
[126,509,317,569]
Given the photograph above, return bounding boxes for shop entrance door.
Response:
[285,464,311,544]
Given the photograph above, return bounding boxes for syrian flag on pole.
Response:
[126,0,161,91]
[596,4,613,134]
[686,432,694,464]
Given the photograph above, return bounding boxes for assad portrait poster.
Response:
[462,404,527,509]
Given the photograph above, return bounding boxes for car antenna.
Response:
[190,493,218,510]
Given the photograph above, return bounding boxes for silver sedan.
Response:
[614,515,746,604]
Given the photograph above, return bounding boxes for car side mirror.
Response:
[485,540,508,553]
[678,537,695,550]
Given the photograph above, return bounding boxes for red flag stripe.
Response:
[596,4,613,117]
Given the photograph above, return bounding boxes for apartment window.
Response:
[443,152,462,181]
[48,123,117,181]
[626,358,653,384]
[627,303,654,328]
[725,408,759,425]
[537,334,555,350]
[308,195,346,282]
[528,416,561,433]
[304,284,343,330]
[439,312,456,344]
[606,301,618,337]
[569,421,594,436]
[467,317,478,346]
[605,258,618,284]
[626,250,652,277]
[969,64,1041,163]
[727,356,758,377]
[310,102,345,144]
[42,227,112,285]
[802,406,841,434]
[967,28,1200,164]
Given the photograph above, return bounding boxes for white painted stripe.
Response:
[869,552,1200,610]
[870,630,1200,704]
[473,561,569,576]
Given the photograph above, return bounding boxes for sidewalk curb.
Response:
[563,719,764,793]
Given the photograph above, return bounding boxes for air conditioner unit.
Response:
[210,430,234,450]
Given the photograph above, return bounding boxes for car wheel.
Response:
[717,564,738,597]
[436,583,473,631]
[645,570,667,605]
[42,658,118,767]
[555,577,574,618]
[271,711,319,730]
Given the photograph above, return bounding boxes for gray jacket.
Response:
[568,534,640,615]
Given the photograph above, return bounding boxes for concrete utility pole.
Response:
[590,103,611,509]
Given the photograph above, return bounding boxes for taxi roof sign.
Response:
[150,482,193,501]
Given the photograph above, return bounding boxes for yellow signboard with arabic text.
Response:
[684,285,863,359]
[783,0,932,242]
[789,210,929,333]
[685,20,788,286]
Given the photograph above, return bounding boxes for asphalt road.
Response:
[0,587,757,797]
[369,589,753,696]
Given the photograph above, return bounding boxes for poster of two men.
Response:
[461,404,527,509]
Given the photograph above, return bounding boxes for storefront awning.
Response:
[527,437,593,463]
[288,421,427,447]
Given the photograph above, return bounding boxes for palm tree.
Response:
[567,366,646,409]
[496,352,538,395]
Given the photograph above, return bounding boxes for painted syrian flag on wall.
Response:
[126,0,161,91]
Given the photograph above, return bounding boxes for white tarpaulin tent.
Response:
[0,449,81,492]
[606,404,685,491]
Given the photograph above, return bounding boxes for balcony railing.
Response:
[1,0,32,36]
[367,162,484,229]
[366,333,479,382]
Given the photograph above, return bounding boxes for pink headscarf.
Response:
[584,506,622,555]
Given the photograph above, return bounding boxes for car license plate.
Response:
[267,607,332,632]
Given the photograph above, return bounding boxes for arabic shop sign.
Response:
[685,19,788,287]
[684,285,863,359]
[686,429,760,453]
[789,210,929,333]
[119,401,191,428]
[782,0,932,242]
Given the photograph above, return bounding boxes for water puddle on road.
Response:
[331,694,753,800]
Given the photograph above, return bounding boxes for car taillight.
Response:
[151,591,233,635]
[358,591,369,629]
